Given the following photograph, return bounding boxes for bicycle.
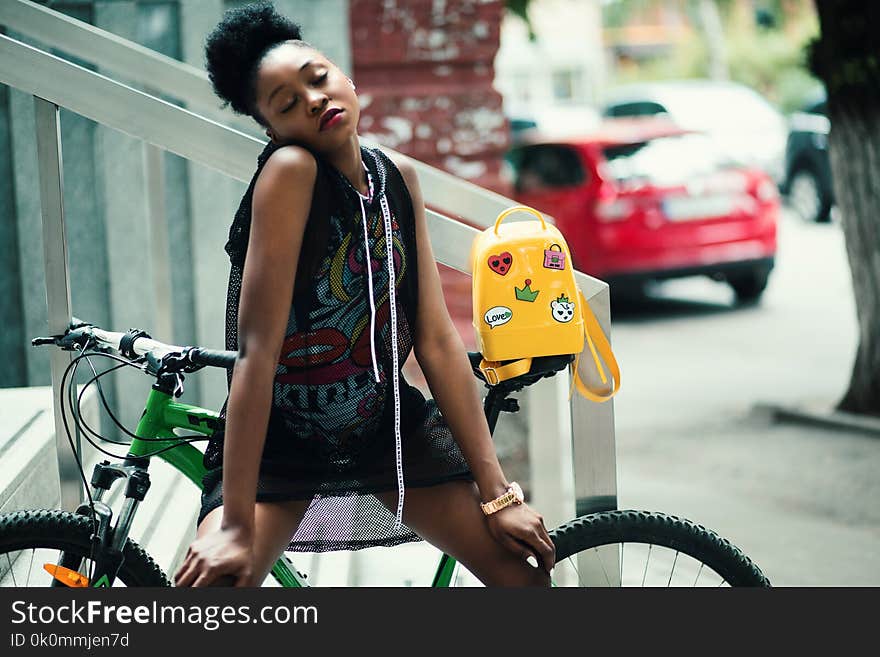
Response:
[0,318,770,587]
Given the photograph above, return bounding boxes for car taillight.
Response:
[596,197,635,222]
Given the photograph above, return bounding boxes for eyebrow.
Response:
[267,60,315,105]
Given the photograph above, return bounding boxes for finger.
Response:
[520,532,550,571]
[532,531,556,572]
[499,533,531,564]
[511,535,543,569]
[192,569,217,588]
[174,560,197,588]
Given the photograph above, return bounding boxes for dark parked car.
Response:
[782,89,833,223]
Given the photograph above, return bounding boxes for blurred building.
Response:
[494,0,606,134]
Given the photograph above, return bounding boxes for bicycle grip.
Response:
[188,347,238,370]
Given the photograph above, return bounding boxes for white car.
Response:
[602,80,788,186]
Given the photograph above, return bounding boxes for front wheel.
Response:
[547,510,770,587]
[0,509,170,587]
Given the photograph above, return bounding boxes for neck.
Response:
[323,135,368,196]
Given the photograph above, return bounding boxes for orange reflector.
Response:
[43,564,89,587]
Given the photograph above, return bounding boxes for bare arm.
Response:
[390,153,509,502]
[220,145,317,535]
[389,152,554,573]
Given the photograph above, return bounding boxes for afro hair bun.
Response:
[204,1,304,118]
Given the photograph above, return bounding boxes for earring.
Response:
[348,78,356,90]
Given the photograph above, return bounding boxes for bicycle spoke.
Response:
[666,550,679,587]
[26,550,35,587]
[564,555,582,587]
[593,548,612,587]
[620,543,624,587]
[6,553,18,587]
[641,544,652,587]
[693,562,705,587]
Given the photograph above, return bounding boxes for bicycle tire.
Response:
[548,510,770,587]
[0,509,170,587]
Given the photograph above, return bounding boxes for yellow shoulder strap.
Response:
[568,289,621,403]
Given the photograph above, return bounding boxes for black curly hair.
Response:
[204,1,312,127]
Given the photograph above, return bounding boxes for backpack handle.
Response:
[494,205,547,236]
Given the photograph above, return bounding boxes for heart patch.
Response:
[488,252,513,276]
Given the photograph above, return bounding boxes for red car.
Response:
[506,119,779,302]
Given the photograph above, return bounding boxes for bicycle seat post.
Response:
[482,385,513,436]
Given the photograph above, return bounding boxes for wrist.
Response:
[478,480,511,504]
[220,515,255,539]
[480,482,524,516]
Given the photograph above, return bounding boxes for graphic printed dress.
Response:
[199,145,474,552]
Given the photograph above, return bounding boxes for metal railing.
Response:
[0,7,618,584]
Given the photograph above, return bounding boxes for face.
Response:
[253,42,359,152]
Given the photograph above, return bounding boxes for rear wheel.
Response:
[788,167,831,223]
[547,510,770,587]
[728,266,770,304]
[0,509,169,587]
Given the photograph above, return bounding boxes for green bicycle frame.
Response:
[127,387,460,587]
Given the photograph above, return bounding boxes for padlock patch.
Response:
[488,252,513,276]
[543,244,566,270]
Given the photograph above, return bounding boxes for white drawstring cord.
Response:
[359,188,405,529]
[379,193,404,529]
[359,194,381,384]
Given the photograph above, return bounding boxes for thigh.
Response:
[197,498,311,586]
[376,481,549,587]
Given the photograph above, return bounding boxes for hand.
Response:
[174,525,255,587]
[485,503,555,575]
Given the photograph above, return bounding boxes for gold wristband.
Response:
[480,482,524,516]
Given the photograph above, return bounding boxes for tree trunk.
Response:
[810,1,880,417]
[697,0,729,80]
[828,104,880,416]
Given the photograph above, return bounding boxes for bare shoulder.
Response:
[383,149,421,201]
[255,144,318,201]
[384,149,418,185]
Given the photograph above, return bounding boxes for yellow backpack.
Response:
[470,206,620,402]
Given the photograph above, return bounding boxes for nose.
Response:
[308,92,329,116]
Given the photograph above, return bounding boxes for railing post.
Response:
[569,281,619,585]
[33,95,82,511]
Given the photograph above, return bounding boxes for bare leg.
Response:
[196,498,311,586]
[377,480,550,587]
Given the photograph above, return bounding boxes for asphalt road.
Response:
[610,206,880,586]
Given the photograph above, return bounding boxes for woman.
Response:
[173,1,554,587]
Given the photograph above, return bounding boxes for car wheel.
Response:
[728,266,770,304]
[788,168,831,223]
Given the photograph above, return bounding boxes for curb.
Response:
[753,402,880,438]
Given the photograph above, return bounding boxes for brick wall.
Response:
[350,0,510,195]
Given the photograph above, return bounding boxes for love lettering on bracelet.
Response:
[480,482,524,516]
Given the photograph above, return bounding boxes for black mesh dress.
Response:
[198,141,474,552]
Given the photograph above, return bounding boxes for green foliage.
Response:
[505,0,536,40]
[808,1,880,102]
[603,0,821,114]
[727,24,821,113]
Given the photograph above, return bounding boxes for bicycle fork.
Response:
[52,459,151,588]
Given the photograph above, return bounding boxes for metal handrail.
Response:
[0,0,530,234]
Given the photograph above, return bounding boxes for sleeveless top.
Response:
[200,141,474,552]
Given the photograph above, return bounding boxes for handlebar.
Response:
[32,317,237,372]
